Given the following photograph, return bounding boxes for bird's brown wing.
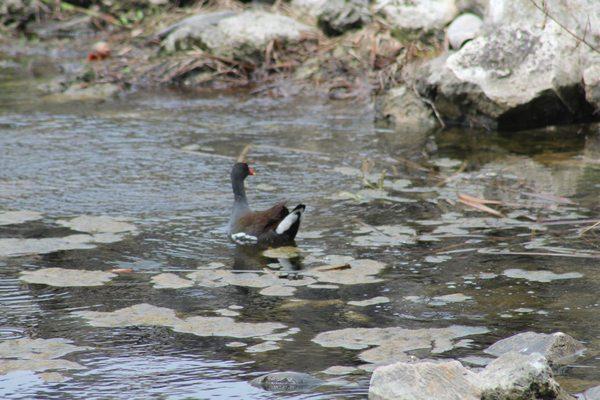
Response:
[235,201,289,236]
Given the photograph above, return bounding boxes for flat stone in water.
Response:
[259,285,297,297]
[309,257,386,285]
[352,225,416,247]
[74,303,294,341]
[20,268,116,287]
[424,255,452,263]
[322,365,357,375]
[250,371,323,392]
[57,215,137,234]
[0,338,92,360]
[215,308,240,317]
[183,269,316,290]
[0,338,91,375]
[0,235,97,258]
[151,273,195,289]
[263,246,301,259]
[312,325,489,364]
[245,341,280,353]
[348,296,390,307]
[503,268,583,282]
[307,284,339,290]
[0,211,43,226]
[404,293,472,306]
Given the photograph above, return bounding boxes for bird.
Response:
[228,162,305,246]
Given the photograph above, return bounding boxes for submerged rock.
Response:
[375,0,458,32]
[503,268,583,283]
[0,338,91,375]
[20,268,116,287]
[74,303,295,341]
[250,371,323,392]
[57,215,137,234]
[348,296,390,307]
[313,325,489,364]
[446,13,482,49]
[484,331,585,365]
[160,10,315,60]
[369,352,574,400]
[380,85,438,135]
[52,83,120,102]
[0,210,43,226]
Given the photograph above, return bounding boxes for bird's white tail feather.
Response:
[276,209,303,234]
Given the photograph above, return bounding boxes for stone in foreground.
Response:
[369,360,482,400]
[369,352,575,400]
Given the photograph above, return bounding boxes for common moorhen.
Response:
[228,162,305,246]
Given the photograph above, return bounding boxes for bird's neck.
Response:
[232,177,248,207]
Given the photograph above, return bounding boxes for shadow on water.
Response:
[1,54,600,399]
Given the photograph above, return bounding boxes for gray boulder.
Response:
[160,11,315,60]
[46,83,120,102]
[369,352,575,400]
[369,359,482,400]
[479,352,575,400]
[380,85,439,134]
[291,0,370,35]
[411,0,600,130]
[250,371,324,392]
[583,64,600,113]
[447,13,483,49]
[158,11,237,52]
[581,386,600,400]
[484,332,585,365]
[374,0,458,32]
[318,0,371,35]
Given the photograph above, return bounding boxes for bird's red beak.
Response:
[248,167,255,176]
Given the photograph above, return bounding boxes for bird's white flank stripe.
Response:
[231,232,258,244]
[276,212,300,234]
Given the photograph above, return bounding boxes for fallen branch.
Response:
[579,220,600,236]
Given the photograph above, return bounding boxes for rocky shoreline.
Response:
[2,0,598,133]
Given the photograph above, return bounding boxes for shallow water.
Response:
[1,55,600,399]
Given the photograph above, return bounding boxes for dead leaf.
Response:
[458,193,503,205]
[108,268,133,274]
[458,198,504,217]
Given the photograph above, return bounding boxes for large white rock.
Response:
[369,352,575,400]
[160,11,315,59]
[411,0,600,129]
[447,13,483,49]
[375,0,458,32]
[369,360,482,400]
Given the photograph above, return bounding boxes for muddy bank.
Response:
[2,0,598,132]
